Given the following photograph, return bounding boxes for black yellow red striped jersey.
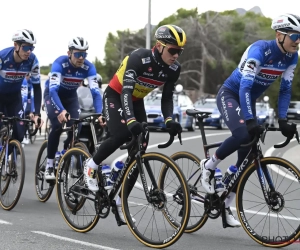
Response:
[109,48,181,124]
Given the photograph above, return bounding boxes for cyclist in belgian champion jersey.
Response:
[44,37,102,180]
[200,14,300,228]
[83,24,186,223]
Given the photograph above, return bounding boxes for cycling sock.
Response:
[204,153,221,170]
[46,159,54,170]
[224,192,236,208]
[116,195,121,206]
[87,158,98,170]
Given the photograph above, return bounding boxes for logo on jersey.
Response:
[142,57,151,64]
[246,60,256,70]
[81,64,89,70]
[5,72,26,80]
[125,69,136,79]
[257,69,283,80]
[137,76,164,89]
[169,64,178,71]
[265,49,271,56]
[62,62,69,68]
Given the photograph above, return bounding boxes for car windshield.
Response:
[289,102,300,109]
[194,101,216,109]
[256,103,268,111]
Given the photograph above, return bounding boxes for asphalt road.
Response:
[0,126,299,250]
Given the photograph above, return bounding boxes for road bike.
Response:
[34,113,100,202]
[170,109,300,248]
[56,123,191,248]
[0,114,39,210]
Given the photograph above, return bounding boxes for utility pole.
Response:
[146,0,151,49]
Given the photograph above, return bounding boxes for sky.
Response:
[2,0,299,66]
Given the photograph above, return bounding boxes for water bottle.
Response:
[55,151,61,169]
[101,165,112,190]
[214,168,225,192]
[107,161,124,189]
[222,165,238,187]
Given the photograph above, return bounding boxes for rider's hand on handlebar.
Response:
[57,110,69,123]
[278,119,297,139]
[128,120,144,136]
[34,115,44,128]
[166,120,182,136]
[246,119,263,137]
[98,115,106,126]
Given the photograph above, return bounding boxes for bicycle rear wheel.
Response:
[170,151,208,233]
[236,157,300,248]
[35,140,54,202]
[122,152,190,248]
[56,147,100,233]
[0,140,25,210]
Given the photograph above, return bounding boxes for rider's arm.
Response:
[121,53,141,124]
[21,78,28,112]
[87,67,102,113]
[277,56,298,119]
[161,76,179,124]
[49,62,65,113]
[30,56,42,116]
[239,46,264,121]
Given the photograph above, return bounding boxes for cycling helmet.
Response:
[68,37,89,50]
[12,29,36,44]
[271,14,300,32]
[154,25,186,47]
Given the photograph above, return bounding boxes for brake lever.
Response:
[295,131,300,144]
[178,132,182,145]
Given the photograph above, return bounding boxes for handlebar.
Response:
[240,123,300,148]
[119,122,182,150]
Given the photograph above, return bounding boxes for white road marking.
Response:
[0,219,12,225]
[32,231,120,250]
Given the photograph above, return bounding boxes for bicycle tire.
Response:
[122,152,190,248]
[0,140,25,210]
[34,140,54,202]
[236,157,300,248]
[74,142,89,153]
[170,151,209,233]
[56,147,100,233]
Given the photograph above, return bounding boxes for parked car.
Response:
[287,101,300,121]
[255,102,276,127]
[193,98,227,129]
[144,90,195,131]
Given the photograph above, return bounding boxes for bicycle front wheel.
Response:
[170,151,208,233]
[35,140,54,202]
[122,152,190,248]
[236,157,300,248]
[56,147,99,233]
[0,140,25,210]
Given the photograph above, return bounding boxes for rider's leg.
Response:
[84,88,131,192]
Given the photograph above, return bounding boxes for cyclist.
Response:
[21,73,34,144]
[83,24,186,223]
[0,29,43,142]
[200,13,300,228]
[44,37,102,180]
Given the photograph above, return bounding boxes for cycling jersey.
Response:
[46,55,102,113]
[223,39,298,120]
[109,47,181,125]
[0,47,41,114]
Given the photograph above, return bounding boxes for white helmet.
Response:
[68,37,89,50]
[271,14,300,32]
[48,72,51,78]
[12,29,36,44]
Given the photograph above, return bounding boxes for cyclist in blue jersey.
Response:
[21,73,35,144]
[44,37,102,180]
[0,29,43,142]
[200,13,300,228]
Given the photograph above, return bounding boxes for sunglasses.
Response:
[22,45,35,52]
[158,41,184,56]
[73,52,88,59]
[279,31,300,42]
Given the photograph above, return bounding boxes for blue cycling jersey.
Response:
[0,47,41,113]
[46,56,102,113]
[223,39,298,120]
